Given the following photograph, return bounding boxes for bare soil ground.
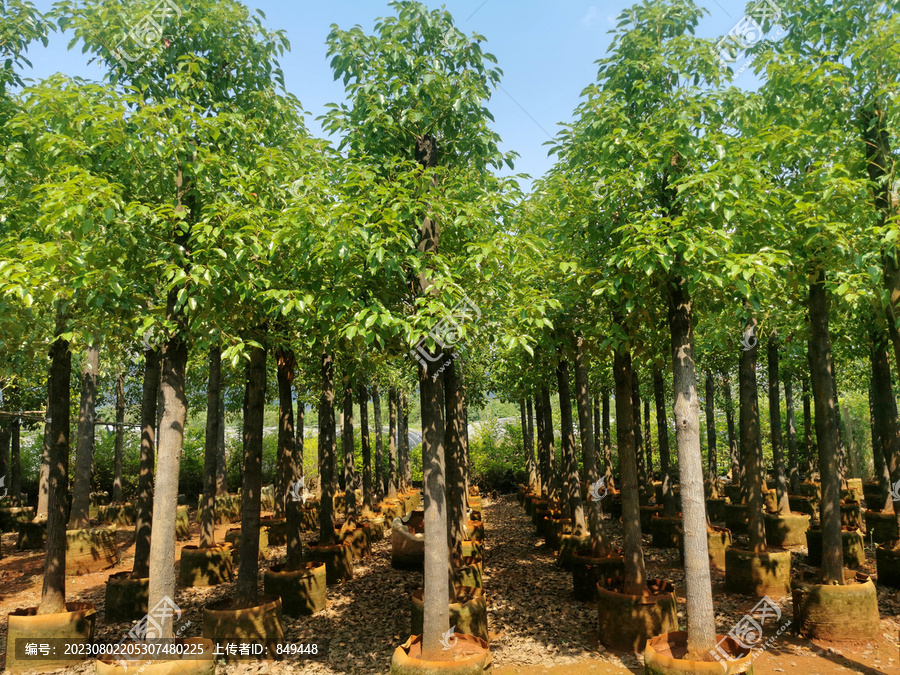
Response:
[1,495,898,674]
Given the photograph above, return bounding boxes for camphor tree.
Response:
[55,0,301,630]
[322,0,514,659]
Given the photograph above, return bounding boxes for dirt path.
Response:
[1,497,899,674]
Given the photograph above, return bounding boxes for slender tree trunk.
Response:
[558,358,586,532]
[525,399,537,489]
[359,383,372,512]
[276,348,296,522]
[632,368,649,506]
[388,388,398,499]
[112,372,125,503]
[832,371,849,489]
[68,344,99,529]
[868,377,887,507]
[147,329,188,637]
[667,278,716,658]
[602,387,614,490]
[318,354,337,546]
[295,394,305,480]
[342,382,356,516]
[767,333,790,514]
[784,372,800,492]
[740,317,766,553]
[871,330,900,530]
[445,359,466,568]
[723,375,739,486]
[705,371,718,499]
[802,377,815,477]
[541,387,557,503]
[808,274,843,584]
[234,339,267,608]
[525,397,541,494]
[373,385,384,502]
[613,344,646,596]
[38,337,71,615]
[575,338,610,556]
[37,385,51,518]
[10,418,20,503]
[216,384,227,495]
[520,400,529,484]
[200,346,221,548]
[644,396,654,479]
[132,349,160,579]
[400,393,411,493]
[0,422,8,497]
[535,394,548,497]
[654,368,676,517]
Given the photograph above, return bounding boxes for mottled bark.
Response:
[359,383,372,512]
[318,354,337,546]
[388,388,398,498]
[200,346,221,548]
[558,358,586,532]
[632,368,650,506]
[234,339,267,608]
[654,367,676,517]
[38,337,71,615]
[613,345,646,596]
[705,370,718,498]
[132,349,160,579]
[372,385,384,502]
[69,344,99,529]
[740,317,766,553]
[445,359,466,567]
[767,333,790,514]
[112,372,125,503]
[808,274,843,584]
[784,372,800,491]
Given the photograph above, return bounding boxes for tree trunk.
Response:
[216,383,227,495]
[602,387,614,490]
[234,339,267,608]
[286,375,303,571]
[359,383,372,512]
[558,358,586,532]
[132,349,160,579]
[276,348,296,521]
[445,359,467,568]
[68,344,99,530]
[38,337,71,615]
[575,338,610,556]
[808,274,843,584]
[667,277,716,658]
[654,367,676,517]
[388,388,398,498]
[342,382,356,516]
[705,371,718,498]
[802,377,815,476]
[112,372,125,503]
[740,317,766,553]
[37,385,51,518]
[871,330,900,528]
[535,394,548,497]
[632,368,650,506]
[784,372,800,491]
[767,333,790,514]
[420,351,450,658]
[832,371,849,489]
[400,392,411,493]
[373,385,384,502]
[0,422,8,496]
[10,417,21,503]
[541,387,557,502]
[723,375,739,485]
[318,354,337,546]
[200,346,221,549]
[526,398,537,489]
[147,331,188,637]
[644,395,654,479]
[613,344,646,596]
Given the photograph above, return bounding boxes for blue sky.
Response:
[20,0,759,191]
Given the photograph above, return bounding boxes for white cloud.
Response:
[580,6,600,28]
